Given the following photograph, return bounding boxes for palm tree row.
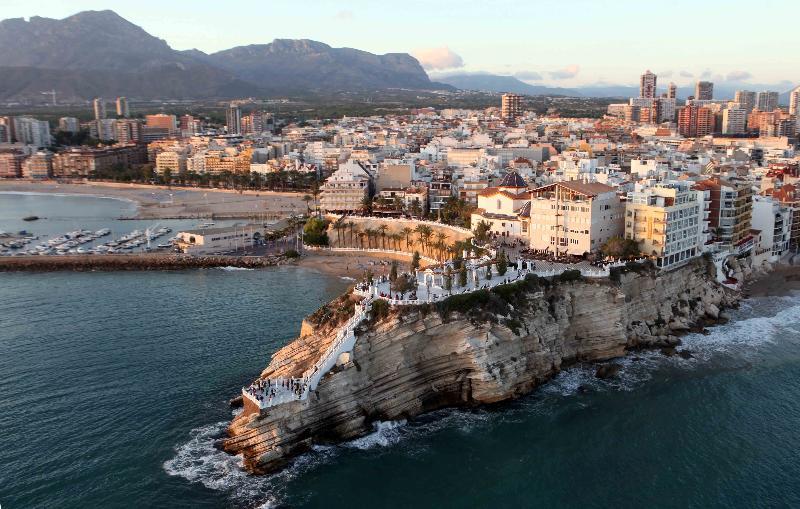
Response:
[328,221,461,262]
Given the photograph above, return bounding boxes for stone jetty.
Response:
[0,253,287,271]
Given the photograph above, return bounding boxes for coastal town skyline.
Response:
[2,3,800,508]
[2,1,799,89]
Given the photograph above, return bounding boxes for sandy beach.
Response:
[0,180,309,220]
[296,250,431,279]
[746,262,800,297]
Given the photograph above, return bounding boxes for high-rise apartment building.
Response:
[667,82,677,99]
[722,103,747,134]
[93,98,106,121]
[756,91,779,112]
[677,105,714,137]
[58,117,79,133]
[22,151,53,179]
[789,86,800,122]
[734,90,756,113]
[12,117,51,148]
[226,104,242,135]
[695,81,714,101]
[694,177,753,252]
[115,97,129,118]
[640,70,657,98]
[501,93,522,122]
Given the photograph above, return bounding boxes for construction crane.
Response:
[41,89,56,106]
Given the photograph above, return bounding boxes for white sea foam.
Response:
[345,419,407,449]
[216,266,255,272]
[340,276,356,281]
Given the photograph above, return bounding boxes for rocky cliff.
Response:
[224,259,737,473]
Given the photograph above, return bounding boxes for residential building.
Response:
[528,181,624,255]
[93,98,106,120]
[756,91,779,112]
[58,117,80,133]
[226,104,242,135]
[155,150,188,174]
[667,82,677,99]
[640,70,657,98]
[722,103,747,134]
[114,119,142,144]
[734,90,756,113]
[22,151,53,179]
[0,151,25,178]
[52,145,147,177]
[770,184,799,249]
[751,195,792,261]
[677,105,714,137]
[695,81,714,100]
[501,93,522,122]
[625,182,704,269]
[115,97,129,118]
[320,160,373,213]
[12,117,51,148]
[694,177,754,253]
[428,180,454,214]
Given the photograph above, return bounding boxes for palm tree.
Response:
[364,228,375,248]
[356,231,366,248]
[414,224,432,253]
[378,224,389,249]
[302,194,312,214]
[401,227,414,249]
[435,232,447,255]
[332,222,344,245]
[347,221,356,246]
[390,233,402,250]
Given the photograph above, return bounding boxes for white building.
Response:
[320,160,373,213]
[470,172,531,239]
[751,195,792,262]
[528,181,624,255]
[722,104,747,135]
[12,117,51,148]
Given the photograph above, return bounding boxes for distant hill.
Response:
[0,10,450,101]
[436,74,581,96]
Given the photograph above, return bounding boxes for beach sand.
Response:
[746,262,800,297]
[0,180,308,220]
[296,251,431,279]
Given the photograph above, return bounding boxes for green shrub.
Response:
[559,269,583,282]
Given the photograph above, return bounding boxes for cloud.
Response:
[334,10,354,20]
[412,46,464,71]
[658,70,674,78]
[514,70,543,81]
[548,64,580,80]
[679,70,694,78]
[726,70,752,82]
[700,69,713,79]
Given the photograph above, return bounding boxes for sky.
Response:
[2,0,799,89]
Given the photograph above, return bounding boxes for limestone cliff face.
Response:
[224,260,737,473]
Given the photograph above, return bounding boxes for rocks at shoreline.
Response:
[0,253,286,272]
[224,258,740,474]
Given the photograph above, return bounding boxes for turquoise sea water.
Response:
[2,195,800,508]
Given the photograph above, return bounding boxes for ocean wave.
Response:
[215,266,255,271]
[344,419,407,449]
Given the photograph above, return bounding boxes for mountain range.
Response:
[0,10,450,101]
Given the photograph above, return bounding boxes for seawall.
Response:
[224,258,738,473]
[0,253,287,272]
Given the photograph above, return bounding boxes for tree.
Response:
[411,251,421,272]
[378,224,389,249]
[303,217,330,246]
[410,198,423,218]
[401,227,414,249]
[390,273,417,295]
[444,268,453,291]
[302,194,313,214]
[473,220,492,244]
[389,260,398,282]
[496,250,508,276]
[361,195,374,215]
[458,266,468,287]
[485,264,492,280]
[600,237,641,259]
[347,221,356,245]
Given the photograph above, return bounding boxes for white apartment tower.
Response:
[92,98,106,121]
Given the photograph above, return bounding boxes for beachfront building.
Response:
[175,225,265,255]
[625,182,704,269]
[694,177,754,254]
[751,195,793,262]
[320,160,373,213]
[528,181,624,255]
[155,150,187,175]
[470,171,531,239]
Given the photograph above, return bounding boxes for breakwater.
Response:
[0,253,287,271]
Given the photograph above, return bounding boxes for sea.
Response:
[2,194,800,509]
